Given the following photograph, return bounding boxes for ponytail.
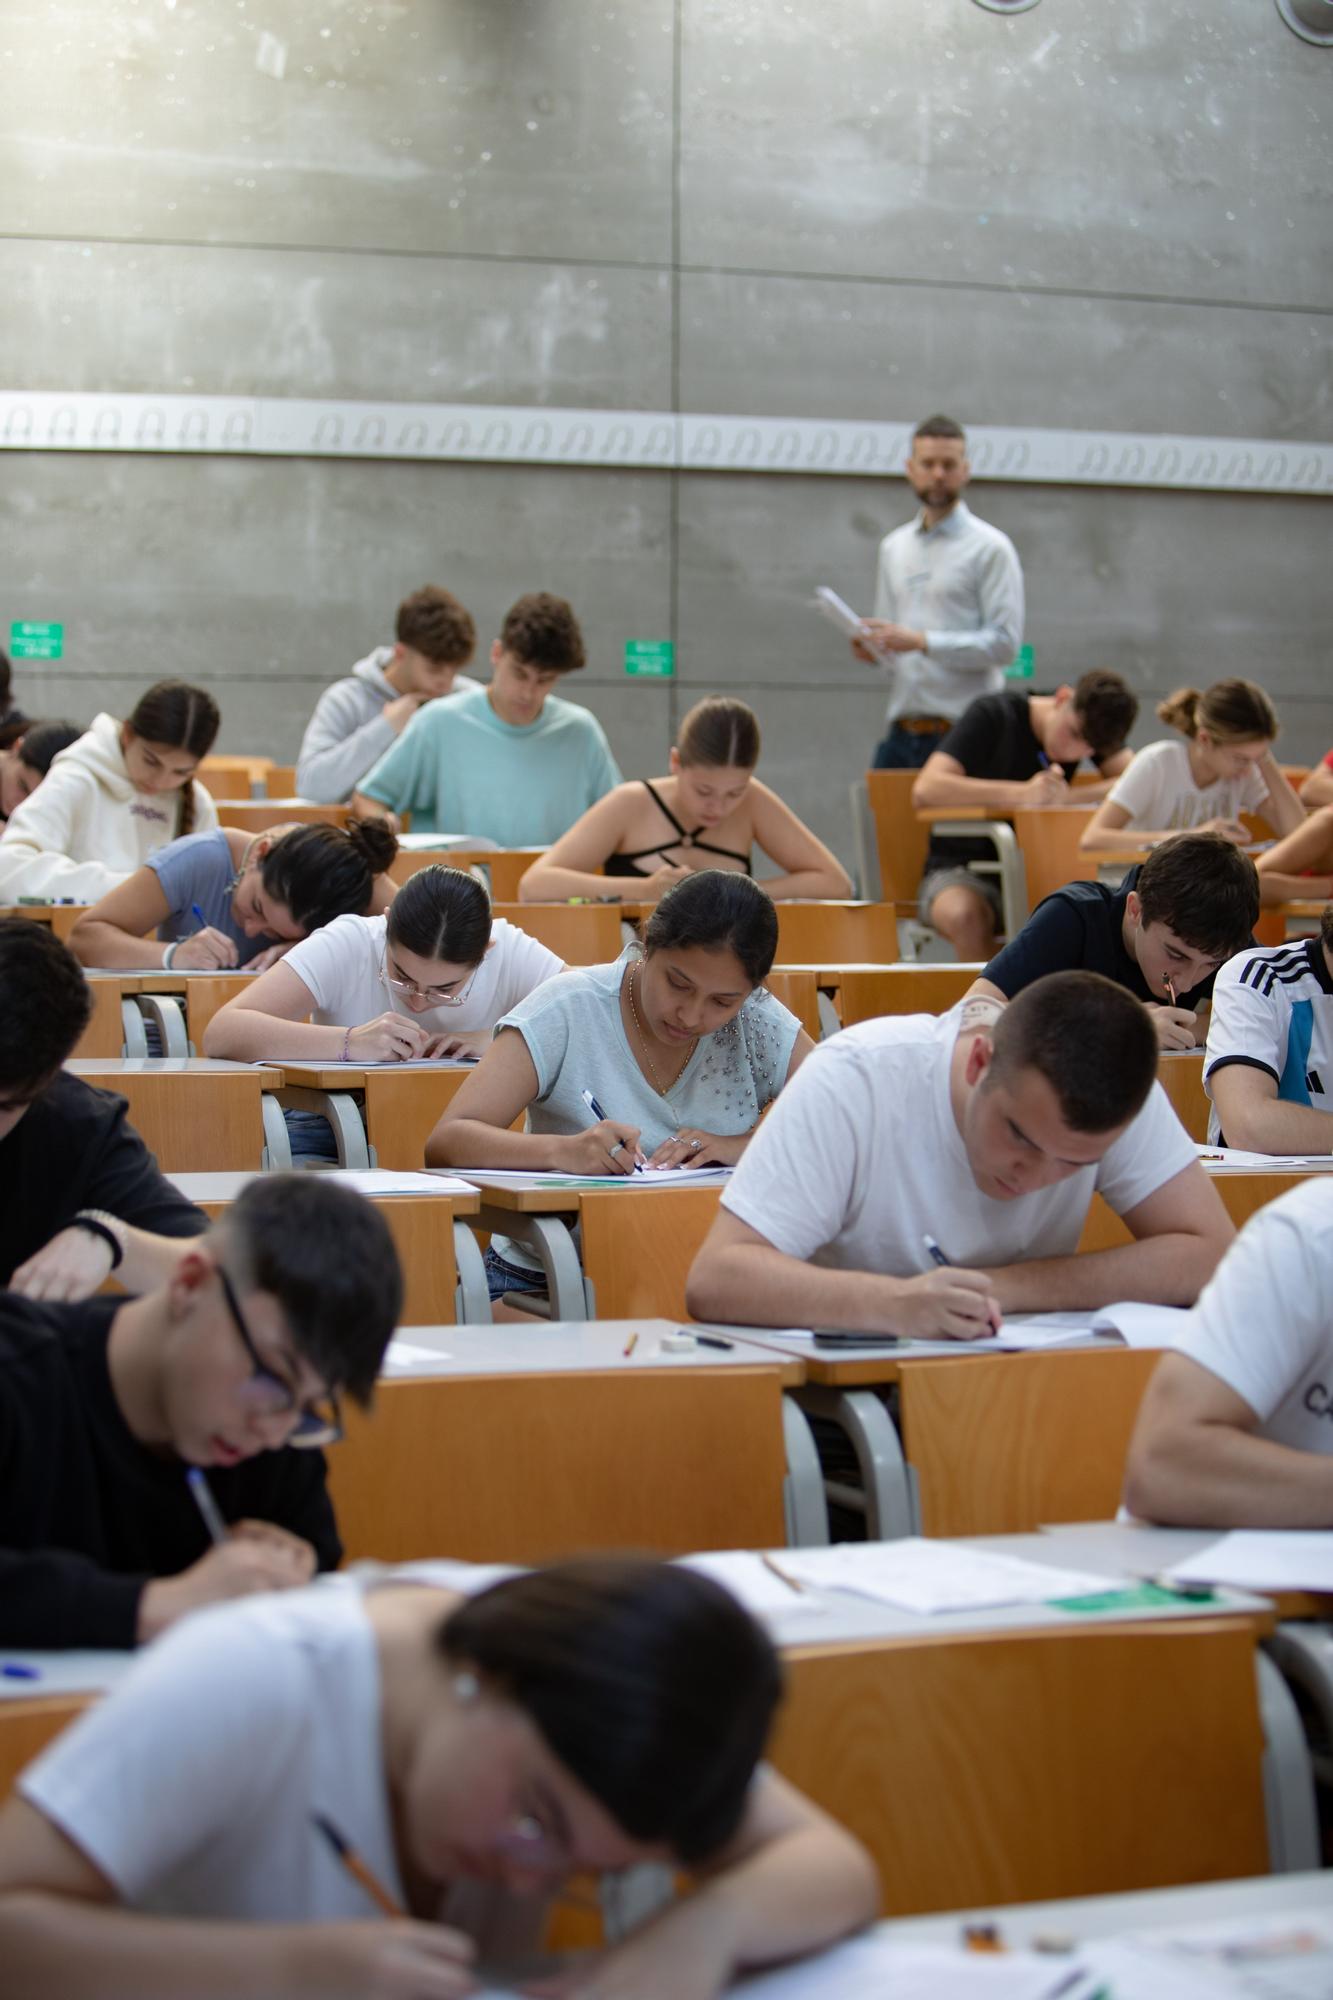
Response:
[1157,678,1277,746]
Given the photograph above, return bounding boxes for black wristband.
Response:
[71,1211,125,1271]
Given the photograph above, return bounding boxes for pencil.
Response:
[311,1812,405,1917]
[759,1550,807,1595]
[623,1332,639,1357]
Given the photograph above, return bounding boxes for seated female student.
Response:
[0,679,221,903]
[0,1557,877,1997]
[518,695,851,903]
[69,818,398,974]
[204,863,564,1065]
[1080,678,1304,856]
[0,721,81,827]
[430,869,815,1303]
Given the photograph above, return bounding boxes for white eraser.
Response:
[659,1333,697,1353]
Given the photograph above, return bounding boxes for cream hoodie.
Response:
[0,712,219,903]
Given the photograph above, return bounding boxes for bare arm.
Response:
[912,752,1067,815]
[748,782,851,900]
[201,963,345,1061]
[1124,1352,1333,1529]
[348,789,398,831]
[425,1027,641,1174]
[1210,1064,1333,1155]
[978,1161,1234,1310]
[9,1218,200,1304]
[1255,805,1333,907]
[68,870,179,970]
[685,1206,1003,1340]
[518,788,638,902]
[1252,751,1305,841]
[1299,764,1333,809]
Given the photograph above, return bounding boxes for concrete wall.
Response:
[1,0,1328,862]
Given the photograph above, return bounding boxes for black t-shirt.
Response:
[927,690,1081,869]
[982,867,1218,1012]
[0,1069,208,1285]
[0,1294,341,1648]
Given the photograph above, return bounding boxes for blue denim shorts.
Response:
[484,1244,550,1302]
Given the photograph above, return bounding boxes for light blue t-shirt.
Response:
[491,950,801,1271]
[146,829,265,963]
[358,683,622,845]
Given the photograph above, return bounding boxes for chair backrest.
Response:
[1009,807,1100,909]
[829,963,978,1025]
[864,770,932,911]
[760,969,821,1039]
[196,755,273,800]
[490,900,627,964]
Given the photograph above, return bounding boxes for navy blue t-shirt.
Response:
[982,867,1219,1012]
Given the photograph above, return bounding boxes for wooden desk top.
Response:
[386,1318,803,1384]
[1039,1519,1333,1626]
[168,1168,482,1216]
[730,1327,1140,1388]
[463,1172,729,1214]
[267,1059,478,1089]
[67,1057,281,1087]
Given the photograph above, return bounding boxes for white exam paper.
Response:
[776,1540,1120,1616]
[1167,1530,1333,1595]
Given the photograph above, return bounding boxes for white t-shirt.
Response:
[1203,937,1333,1145]
[1171,1179,1333,1452]
[1105,738,1267,835]
[19,1577,540,1948]
[282,911,563,1035]
[721,1011,1197,1277]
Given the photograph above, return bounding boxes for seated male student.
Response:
[1204,902,1333,1153]
[295,584,480,804]
[958,832,1258,1052]
[0,1172,401,1649]
[0,918,208,1300]
[686,972,1233,1340]
[1124,1181,1333,1527]
[351,591,622,847]
[910,669,1138,960]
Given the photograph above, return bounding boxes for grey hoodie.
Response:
[294,647,481,803]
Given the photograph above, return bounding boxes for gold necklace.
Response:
[626,964,697,1104]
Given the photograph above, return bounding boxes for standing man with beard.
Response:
[855,414,1026,771]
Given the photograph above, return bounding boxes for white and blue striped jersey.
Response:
[1204,936,1333,1144]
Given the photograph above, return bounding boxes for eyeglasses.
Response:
[217,1266,344,1448]
[380,951,477,1008]
[492,1799,574,1876]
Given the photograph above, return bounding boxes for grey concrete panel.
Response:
[0,454,672,763]
[679,0,1332,308]
[0,242,671,408]
[679,273,1333,442]
[0,1,673,265]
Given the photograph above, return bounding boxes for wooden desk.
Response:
[1157,1048,1208,1141]
[326,1320,803,1563]
[770,1535,1275,1911]
[1255,895,1324,947]
[66,1058,285,1173]
[71,975,138,1058]
[1080,1164,1330,1250]
[773,960,982,1028]
[215,799,350,833]
[134,969,258,1049]
[169,1168,488,1325]
[460,1175,727,1322]
[0,1654,127,1796]
[738,1332,1161,1541]
[489,900,629,964]
[272,1059,478,1170]
[196,754,272,799]
[0,901,88,941]
[391,848,543,901]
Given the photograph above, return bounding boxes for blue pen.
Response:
[190,902,209,932]
[579,1088,643,1171]
[1035,750,1051,770]
[922,1234,1001,1335]
[2,1663,40,1681]
[186,1466,229,1546]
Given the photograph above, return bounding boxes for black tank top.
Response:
[603,780,752,878]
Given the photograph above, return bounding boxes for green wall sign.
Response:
[9,621,64,660]
[1004,644,1034,681]
[624,639,674,678]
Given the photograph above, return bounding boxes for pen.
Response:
[922,1233,1002,1335]
[311,1812,405,1917]
[623,1332,639,1357]
[1035,750,1051,770]
[580,1087,644,1171]
[186,1466,229,1547]
[190,901,209,933]
[2,1663,40,1681]
[695,1333,734,1350]
[759,1550,807,1595]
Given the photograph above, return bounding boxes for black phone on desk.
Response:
[811,1330,901,1348]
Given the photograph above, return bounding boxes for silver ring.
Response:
[609,1140,625,1157]
[689,1137,701,1151]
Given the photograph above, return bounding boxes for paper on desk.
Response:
[1166,1530,1333,1595]
[317,1169,477,1197]
[775,1540,1121,1616]
[998,1302,1195,1351]
[384,1340,451,1373]
[1195,1144,1333,1172]
[733,1935,1094,1999]
[675,1551,828,1621]
[456,1166,733,1188]
[1082,1906,1333,1999]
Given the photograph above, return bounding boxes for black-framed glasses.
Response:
[217,1266,344,1448]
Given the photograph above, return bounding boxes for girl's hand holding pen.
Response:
[561,1119,645,1175]
[297,1919,479,1998]
[172,925,239,971]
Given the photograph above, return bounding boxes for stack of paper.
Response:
[1166,1530,1333,1595]
[675,1551,828,1620]
[775,1540,1120,1616]
[998,1302,1195,1350]
[1195,1144,1333,1172]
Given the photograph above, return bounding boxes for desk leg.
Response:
[135,994,190,1058]
[1255,1644,1323,1872]
[476,1206,590,1321]
[452,1220,492,1325]
[847,777,881,902]
[794,1385,917,1541]
[261,1095,293,1172]
[781,1396,830,1547]
[121,999,149,1058]
[276,1086,373,1170]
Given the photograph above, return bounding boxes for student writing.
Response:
[518,695,851,904]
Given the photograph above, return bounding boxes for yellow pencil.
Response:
[623,1331,639,1357]
[312,1812,405,1917]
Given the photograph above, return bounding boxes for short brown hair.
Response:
[988,971,1158,1134]
[1136,833,1258,961]
[396,586,476,666]
[500,592,586,674]
[1072,669,1138,760]
[1157,678,1278,746]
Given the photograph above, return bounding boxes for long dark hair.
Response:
[126,680,221,836]
[259,817,398,932]
[387,864,492,966]
[438,1557,782,1863]
[642,870,778,986]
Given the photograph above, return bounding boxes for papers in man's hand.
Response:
[998,1302,1195,1351]
[811,585,892,659]
[1196,1143,1333,1172]
[774,1539,1119,1616]
[1166,1530,1333,1596]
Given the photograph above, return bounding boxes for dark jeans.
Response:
[871,721,950,770]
